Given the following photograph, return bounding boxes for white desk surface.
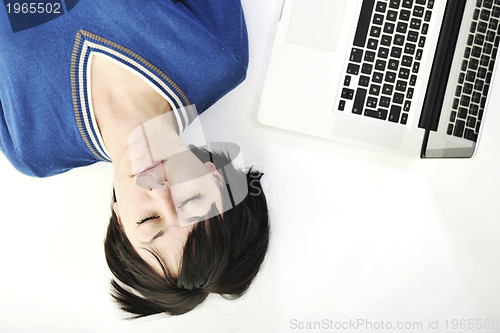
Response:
[1,1,499,332]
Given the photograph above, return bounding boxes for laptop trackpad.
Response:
[286,0,347,52]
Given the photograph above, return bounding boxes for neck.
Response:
[90,54,177,164]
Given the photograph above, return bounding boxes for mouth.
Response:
[133,159,166,177]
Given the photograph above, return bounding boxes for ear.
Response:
[112,202,123,226]
[205,162,224,186]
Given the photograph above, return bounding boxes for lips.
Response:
[133,159,166,177]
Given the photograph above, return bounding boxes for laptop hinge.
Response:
[418,0,467,134]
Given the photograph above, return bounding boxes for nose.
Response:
[136,163,168,189]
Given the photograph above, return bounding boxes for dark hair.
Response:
[104,147,270,318]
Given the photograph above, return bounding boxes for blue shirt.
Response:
[0,0,248,177]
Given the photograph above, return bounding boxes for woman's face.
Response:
[113,142,224,276]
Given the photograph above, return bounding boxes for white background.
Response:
[1,0,500,332]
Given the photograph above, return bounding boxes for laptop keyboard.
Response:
[337,0,434,125]
[447,0,500,142]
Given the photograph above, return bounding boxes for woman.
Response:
[0,0,269,317]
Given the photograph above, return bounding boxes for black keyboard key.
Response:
[475,79,485,91]
[481,9,491,21]
[382,83,394,95]
[424,10,432,21]
[353,0,376,47]
[401,112,409,124]
[400,9,411,21]
[410,18,422,30]
[402,0,413,8]
[467,116,477,128]
[359,75,370,87]
[380,96,391,107]
[404,100,411,111]
[404,43,416,55]
[474,9,480,20]
[372,71,384,83]
[367,38,379,49]
[364,50,376,62]
[342,88,355,99]
[397,22,408,33]
[376,1,388,12]
[365,108,388,120]
[466,70,476,82]
[461,60,469,71]
[373,13,385,25]
[389,0,401,9]
[419,36,426,47]
[416,0,426,4]
[408,30,419,42]
[447,124,454,135]
[388,58,400,70]
[450,111,457,122]
[378,47,390,58]
[453,98,460,109]
[399,67,410,79]
[367,96,378,108]
[410,74,417,86]
[393,93,405,104]
[458,107,468,119]
[338,100,346,111]
[464,46,471,59]
[370,84,381,95]
[344,75,351,86]
[396,80,407,92]
[470,21,477,34]
[407,87,414,99]
[422,23,429,35]
[381,34,393,46]
[484,0,493,9]
[391,46,403,58]
[413,61,420,73]
[480,54,490,67]
[387,10,398,22]
[465,128,478,142]
[347,63,360,75]
[389,105,402,122]
[414,5,425,17]
[370,25,382,38]
[416,49,423,60]
[385,71,397,83]
[470,103,479,116]
[353,88,367,114]
[464,82,473,94]
[474,34,485,46]
[460,95,471,107]
[394,34,405,46]
[362,63,373,74]
[453,119,466,137]
[402,55,413,67]
[478,21,488,33]
[472,46,482,57]
[375,59,387,71]
[455,85,463,97]
[350,48,364,62]
[384,22,395,34]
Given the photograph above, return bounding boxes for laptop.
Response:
[258,0,500,158]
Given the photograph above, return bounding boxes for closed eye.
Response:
[177,193,202,209]
[137,215,160,225]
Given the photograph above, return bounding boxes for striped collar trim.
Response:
[70,30,194,162]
